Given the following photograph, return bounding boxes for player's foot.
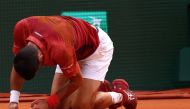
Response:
[98,80,112,92]
[121,90,137,109]
[109,79,137,109]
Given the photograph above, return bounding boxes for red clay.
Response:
[1,88,190,109]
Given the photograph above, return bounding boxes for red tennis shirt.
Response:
[12,16,99,77]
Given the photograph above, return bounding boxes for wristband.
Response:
[10,90,20,103]
[47,94,59,109]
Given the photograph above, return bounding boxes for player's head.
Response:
[13,45,40,80]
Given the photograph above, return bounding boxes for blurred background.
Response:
[0,0,190,93]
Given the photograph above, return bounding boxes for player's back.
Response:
[18,16,100,60]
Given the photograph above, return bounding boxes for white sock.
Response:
[108,92,123,104]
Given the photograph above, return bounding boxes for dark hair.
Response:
[14,45,39,80]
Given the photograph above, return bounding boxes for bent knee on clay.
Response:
[72,100,92,109]
[72,103,91,109]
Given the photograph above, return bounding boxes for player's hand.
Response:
[9,102,19,109]
[31,99,49,109]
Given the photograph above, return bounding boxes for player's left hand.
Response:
[30,99,49,109]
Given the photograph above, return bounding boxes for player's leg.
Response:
[75,27,137,109]
[94,80,117,108]
[93,92,113,109]
[70,78,101,109]
[69,26,115,108]
[71,79,118,109]
[70,26,116,109]
[94,80,124,109]
[69,79,126,109]
[51,65,110,109]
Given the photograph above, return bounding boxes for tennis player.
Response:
[9,16,137,109]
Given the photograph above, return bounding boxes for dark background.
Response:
[0,0,190,93]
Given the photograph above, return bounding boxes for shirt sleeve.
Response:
[54,46,80,78]
[12,19,29,54]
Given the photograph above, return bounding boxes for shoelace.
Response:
[126,90,136,101]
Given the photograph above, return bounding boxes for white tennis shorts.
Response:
[55,27,114,81]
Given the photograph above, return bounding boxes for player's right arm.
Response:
[9,67,25,109]
[9,19,28,109]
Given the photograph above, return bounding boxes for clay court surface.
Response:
[1,88,190,109]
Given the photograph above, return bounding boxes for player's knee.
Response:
[94,98,104,109]
[72,100,92,109]
[94,96,108,109]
